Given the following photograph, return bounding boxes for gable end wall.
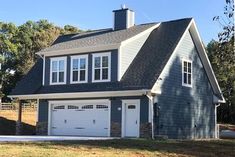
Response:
[120,32,151,79]
[154,30,216,139]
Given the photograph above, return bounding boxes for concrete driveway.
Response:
[0,136,116,142]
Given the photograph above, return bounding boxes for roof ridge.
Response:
[162,17,193,23]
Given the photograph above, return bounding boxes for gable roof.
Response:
[37,23,157,56]
[10,18,193,97]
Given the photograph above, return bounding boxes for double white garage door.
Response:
[49,100,110,137]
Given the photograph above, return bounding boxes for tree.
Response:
[208,0,235,124]
[0,20,81,102]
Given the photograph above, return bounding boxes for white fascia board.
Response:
[120,23,160,47]
[213,95,226,104]
[8,89,150,100]
[189,19,225,102]
[36,43,120,57]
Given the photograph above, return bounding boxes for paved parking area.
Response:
[0,136,116,142]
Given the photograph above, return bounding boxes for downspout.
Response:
[146,93,155,139]
[215,103,220,139]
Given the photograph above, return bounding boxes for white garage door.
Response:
[49,100,110,137]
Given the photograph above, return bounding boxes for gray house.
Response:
[10,7,225,139]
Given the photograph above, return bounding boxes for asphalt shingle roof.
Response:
[10,18,192,96]
[40,23,157,53]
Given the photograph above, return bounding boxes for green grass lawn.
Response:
[0,139,234,157]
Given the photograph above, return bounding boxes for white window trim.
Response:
[92,52,111,82]
[70,55,88,84]
[50,56,67,85]
[182,59,192,87]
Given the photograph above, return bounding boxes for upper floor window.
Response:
[92,52,111,82]
[70,55,88,83]
[50,57,67,85]
[182,59,192,87]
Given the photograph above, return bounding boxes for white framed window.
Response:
[182,59,192,87]
[92,52,111,82]
[70,55,88,83]
[50,57,67,85]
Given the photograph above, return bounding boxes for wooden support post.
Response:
[16,100,22,135]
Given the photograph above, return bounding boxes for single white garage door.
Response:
[49,100,110,137]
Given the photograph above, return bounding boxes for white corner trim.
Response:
[117,47,122,81]
[70,54,88,84]
[42,55,45,86]
[121,99,140,138]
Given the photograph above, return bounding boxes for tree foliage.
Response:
[0,20,81,101]
[207,0,235,124]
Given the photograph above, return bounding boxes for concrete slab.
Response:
[0,136,117,142]
[220,130,235,139]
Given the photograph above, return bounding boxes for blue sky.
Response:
[0,0,225,44]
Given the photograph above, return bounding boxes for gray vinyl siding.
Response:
[38,100,48,122]
[44,50,118,86]
[120,32,151,78]
[154,30,215,139]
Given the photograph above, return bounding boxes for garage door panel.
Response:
[50,102,110,136]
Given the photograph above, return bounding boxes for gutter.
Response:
[8,89,151,100]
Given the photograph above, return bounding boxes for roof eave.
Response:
[36,43,121,57]
[8,89,151,100]
[189,19,225,101]
[213,95,226,104]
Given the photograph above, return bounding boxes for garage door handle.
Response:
[75,127,85,129]
[136,120,137,124]
[64,120,67,123]
[93,120,95,124]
